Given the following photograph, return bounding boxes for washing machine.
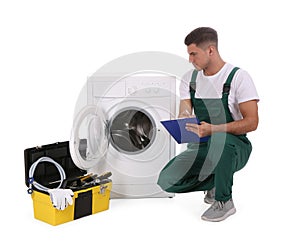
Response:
[69,75,176,198]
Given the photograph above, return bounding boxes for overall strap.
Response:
[221,66,240,124]
[190,67,240,94]
[189,69,198,92]
[222,67,240,94]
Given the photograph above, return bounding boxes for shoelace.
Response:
[212,201,225,210]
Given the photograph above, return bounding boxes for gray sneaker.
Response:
[204,187,215,204]
[201,199,236,222]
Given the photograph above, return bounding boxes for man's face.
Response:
[187,43,210,71]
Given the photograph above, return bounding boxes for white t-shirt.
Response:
[179,63,259,121]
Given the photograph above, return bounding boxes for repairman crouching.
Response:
[157,27,259,222]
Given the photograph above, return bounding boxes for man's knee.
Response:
[157,161,187,192]
[157,171,168,191]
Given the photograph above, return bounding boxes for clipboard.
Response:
[160,117,210,144]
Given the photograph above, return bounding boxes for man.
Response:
[157,27,259,222]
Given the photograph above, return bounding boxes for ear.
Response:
[208,46,214,56]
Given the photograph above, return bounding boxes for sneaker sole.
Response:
[201,207,236,222]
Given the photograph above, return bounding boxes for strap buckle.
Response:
[223,84,230,94]
[189,83,196,92]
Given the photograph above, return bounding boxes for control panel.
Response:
[125,76,176,97]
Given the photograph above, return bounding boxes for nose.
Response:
[189,55,193,63]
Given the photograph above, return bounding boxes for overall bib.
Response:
[157,67,252,202]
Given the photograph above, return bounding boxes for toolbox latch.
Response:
[99,185,108,195]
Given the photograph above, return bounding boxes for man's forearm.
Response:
[212,117,258,135]
[178,99,193,118]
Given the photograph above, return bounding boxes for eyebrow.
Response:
[189,52,197,56]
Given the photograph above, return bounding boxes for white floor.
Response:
[6,167,298,245]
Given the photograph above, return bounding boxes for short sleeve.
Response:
[234,69,259,104]
[179,70,193,100]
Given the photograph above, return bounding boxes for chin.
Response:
[193,64,202,71]
[195,67,203,71]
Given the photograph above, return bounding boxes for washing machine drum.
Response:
[109,109,154,153]
[70,105,108,170]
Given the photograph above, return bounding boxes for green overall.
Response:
[157,67,252,202]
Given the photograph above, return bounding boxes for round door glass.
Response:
[70,105,108,170]
[109,109,155,153]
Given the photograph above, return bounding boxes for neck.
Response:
[203,59,225,76]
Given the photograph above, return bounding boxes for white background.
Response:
[1,0,299,244]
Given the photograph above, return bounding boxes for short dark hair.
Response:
[184,27,218,49]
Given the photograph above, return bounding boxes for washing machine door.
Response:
[69,105,108,170]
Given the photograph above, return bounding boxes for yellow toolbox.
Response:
[24,141,112,226]
[31,182,111,225]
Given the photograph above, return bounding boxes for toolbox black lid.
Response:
[24,141,86,190]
